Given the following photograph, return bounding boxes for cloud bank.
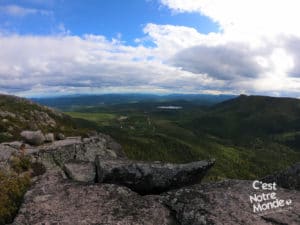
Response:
[0,34,222,95]
[1,0,300,96]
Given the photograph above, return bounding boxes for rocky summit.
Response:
[1,131,300,224]
[13,171,178,225]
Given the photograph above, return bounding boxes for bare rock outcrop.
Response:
[63,160,96,183]
[30,134,125,169]
[96,158,215,194]
[13,171,178,225]
[153,179,300,225]
[0,133,125,173]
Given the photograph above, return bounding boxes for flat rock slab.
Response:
[96,158,215,194]
[63,161,96,183]
[154,180,300,225]
[13,171,178,225]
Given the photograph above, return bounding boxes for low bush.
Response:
[0,171,31,225]
[10,155,31,174]
[0,155,46,224]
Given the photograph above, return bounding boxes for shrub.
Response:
[0,171,31,225]
[10,156,31,174]
[0,155,40,224]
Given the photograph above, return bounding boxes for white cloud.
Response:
[0,34,222,96]
[0,4,51,17]
[160,0,300,38]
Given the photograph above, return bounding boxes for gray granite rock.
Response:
[96,157,215,194]
[63,160,96,183]
[45,133,55,142]
[154,179,300,225]
[30,135,126,169]
[20,130,45,145]
[13,171,178,225]
[0,134,126,173]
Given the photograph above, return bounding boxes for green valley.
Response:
[61,94,300,181]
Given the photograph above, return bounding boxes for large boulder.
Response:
[63,160,96,183]
[20,130,45,146]
[154,179,300,225]
[13,171,178,225]
[44,133,55,142]
[262,162,300,190]
[56,133,65,140]
[96,158,215,194]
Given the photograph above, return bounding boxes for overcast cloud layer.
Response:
[1,0,300,96]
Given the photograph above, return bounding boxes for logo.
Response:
[249,180,292,215]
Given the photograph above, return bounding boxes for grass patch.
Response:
[66,112,117,126]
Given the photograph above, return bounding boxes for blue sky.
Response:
[0,0,218,43]
[1,0,300,97]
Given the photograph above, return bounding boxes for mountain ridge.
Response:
[189,94,300,143]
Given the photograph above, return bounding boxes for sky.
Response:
[1,0,300,97]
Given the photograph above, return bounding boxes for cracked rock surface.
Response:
[153,179,300,225]
[13,171,178,225]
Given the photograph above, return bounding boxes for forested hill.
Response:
[189,95,300,144]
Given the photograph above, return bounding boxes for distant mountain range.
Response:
[31,93,236,111]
